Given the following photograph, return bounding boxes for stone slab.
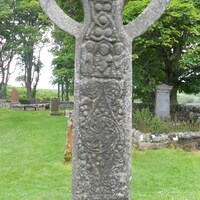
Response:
[155,84,172,119]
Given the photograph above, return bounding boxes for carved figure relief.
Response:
[81,0,128,79]
[80,41,96,75]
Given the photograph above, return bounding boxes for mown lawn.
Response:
[0,109,200,200]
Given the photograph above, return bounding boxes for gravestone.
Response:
[39,0,170,199]
[11,88,19,105]
[155,84,172,119]
[50,98,59,115]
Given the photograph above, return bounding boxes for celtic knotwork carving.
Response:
[104,81,123,100]
[80,0,129,79]
[77,143,127,196]
[39,0,171,40]
[80,81,102,99]
[77,80,127,195]
[82,116,120,153]
[80,81,125,120]
[80,40,129,79]
[86,1,117,42]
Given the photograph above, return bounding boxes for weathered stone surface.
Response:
[155,84,172,119]
[11,88,19,105]
[60,102,74,109]
[39,0,170,199]
[138,142,168,151]
[177,132,200,140]
[171,104,200,123]
[50,98,59,115]
[11,104,48,111]
[151,134,169,143]
[124,0,171,40]
[0,99,10,108]
[39,0,81,37]
[133,131,200,151]
[73,2,132,197]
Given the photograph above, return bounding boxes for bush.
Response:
[177,93,200,105]
[133,108,170,134]
[133,108,200,133]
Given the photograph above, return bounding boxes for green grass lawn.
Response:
[0,109,200,200]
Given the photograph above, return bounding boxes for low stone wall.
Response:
[133,129,200,151]
[11,104,49,111]
[171,104,200,123]
[0,99,11,108]
[59,102,74,109]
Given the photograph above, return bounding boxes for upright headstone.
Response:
[39,0,170,199]
[11,88,19,105]
[50,98,59,115]
[155,84,172,119]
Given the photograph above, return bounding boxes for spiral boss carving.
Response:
[39,0,170,199]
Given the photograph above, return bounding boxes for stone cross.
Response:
[39,0,170,199]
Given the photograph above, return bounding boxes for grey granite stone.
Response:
[151,134,169,142]
[39,0,170,199]
[50,98,59,115]
[39,0,82,38]
[138,142,168,151]
[124,0,171,40]
[155,84,172,119]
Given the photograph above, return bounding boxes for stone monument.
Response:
[155,84,172,119]
[11,88,19,105]
[50,98,59,115]
[39,0,170,199]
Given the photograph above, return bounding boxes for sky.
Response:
[8,46,56,90]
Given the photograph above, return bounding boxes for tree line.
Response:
[0,0,49,103]
[0,0,199,104]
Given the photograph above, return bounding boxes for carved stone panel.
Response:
[80,0,129,80]
[73,1,132,199]
[74,80,132,199]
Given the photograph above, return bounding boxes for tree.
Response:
[51,0,83,101]
[123,0,200,104]
[0,0,18,98]
[51,31,75,101]
[0,0,49,101]
[15,0,49,103]
[51,0,199,105]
